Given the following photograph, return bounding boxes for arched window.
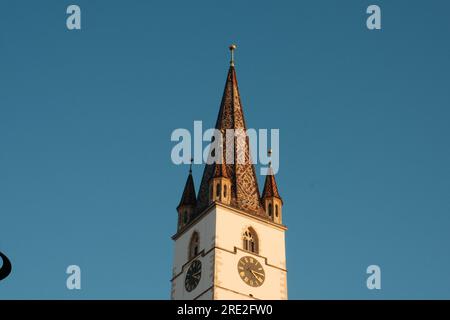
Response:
[224,184,227,198]
[275,204,279,217]
[242,227,259,254]
[189,232,200,259]
[216,183,221,198]
[268,203,273,217]
[183,211,188,223]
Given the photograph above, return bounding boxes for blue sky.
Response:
[1,0,450,299]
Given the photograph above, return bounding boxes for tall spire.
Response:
[196,45,262,215]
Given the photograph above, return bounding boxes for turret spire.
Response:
[261,149,283,223]
[262,149,281,199]
[177,163,197,230]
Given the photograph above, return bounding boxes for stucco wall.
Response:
[171,204,287,300]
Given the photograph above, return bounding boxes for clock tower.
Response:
[171,45,287,300]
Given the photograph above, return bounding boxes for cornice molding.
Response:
[172,202,287,241]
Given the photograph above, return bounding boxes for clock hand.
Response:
[251,270,263,276]
[250,270,264,278]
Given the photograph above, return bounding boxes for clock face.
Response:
[237,256,265,287]
[185,259,201,292]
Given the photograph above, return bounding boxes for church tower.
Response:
[171,45,287,300]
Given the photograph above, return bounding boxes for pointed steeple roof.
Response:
[196,46,262,215]
[262,167,282,200]
[177,168,197,209]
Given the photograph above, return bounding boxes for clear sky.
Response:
[1,0,450,299]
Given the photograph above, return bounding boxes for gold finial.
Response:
[189,157,193,174]
[229,44,237,66]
